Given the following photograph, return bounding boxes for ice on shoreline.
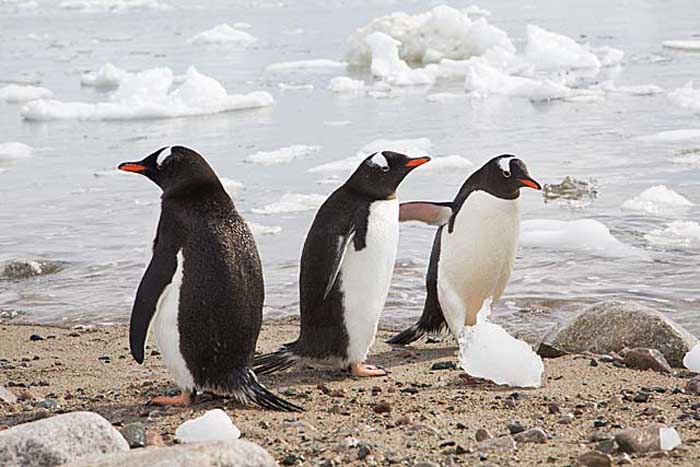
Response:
[645,221,700,249]
[684,344,700,372]
[188,24,257,45]
[521,219,638,257]
[81,63,130,88]
[247,145,320,166]
[622,185,693,214]
[22,66,273,121]
[252,193,326,214]
[668,81,700,112]
[0,84,53,103]
[0,142,33,159]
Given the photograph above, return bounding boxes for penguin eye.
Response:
[503,170,511,178]
[381,165,390,173]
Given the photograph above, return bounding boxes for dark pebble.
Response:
[121,422,146,448]
[29,334,44,342]
[282,454,302,465]
[633,392,651,403]
[507,422,525,434]
[593,419,608,428]
[36,399,58,410]
[431,361,456,371]
[357,443,371,460]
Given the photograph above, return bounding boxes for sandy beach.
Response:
[1,319,699,466]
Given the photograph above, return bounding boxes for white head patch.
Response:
[156,146,172,166]
[367,152,390,171]
[497,156,515,175]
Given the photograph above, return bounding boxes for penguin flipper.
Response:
[224,368,303,412]
[129,230,179,365]
[399,201,453,226]
[253,344,301,375]
[323,225,356,300]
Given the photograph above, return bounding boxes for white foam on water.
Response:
[520,219,639,258]
[308,137,432,173]
[247,145,320,166]
[684,344,700,372]
[668,81,700,112]
[636,129,700,143]
[175,409,240,444]
[247,222,282,235]
[21,66,273,121]
[598,80,663,95]
[659,427,682,451]
[662,40,700,51]
[80,63,130,88]
[645,221,700,249]
[0,84,53,103]
[0,142,33,159]
[265,59,348,72]
[251,193,326,214]
[58,0,171,12]
[188,24,257,45]
[328,76,365,93]
[622,185,693,214]
[458,298,544,388]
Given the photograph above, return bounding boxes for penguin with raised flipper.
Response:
[387,155,541,345]
[254,151,430,377]
[118,146,301,411]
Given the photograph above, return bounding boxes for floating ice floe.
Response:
[21,66,273,121]
[308,137,432,173]
[662,40,700,51]
[328,76,365,93]
[175,409,240,444]
[660,427,682,451]
[684,344,700,372]
[622,185,693,214]
[0,142,33,159]
[278,82,314,91]
[668,81,700,112]
[525,25,601,70]
[252,193,326,214]
[520,219,638,257]
[419,155,472,172]
[636,129,700,143]
[80,63,130,88]
[590,45,625,67]
[0,84,53,103]
[247,145,320,166]
[645,221,700,249]
[58,0,171,12]
[365,32,435,86]
[458,298,544,388]
[247,222,282,235]
[219,178,243,198]
[598,80,663,95]
[425,92,469,102]
[265,59,347,73]
[188,24,257,45]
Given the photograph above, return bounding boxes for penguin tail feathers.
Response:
[386,323,426,345]
[253,344,300,375]
[226,368,303,412]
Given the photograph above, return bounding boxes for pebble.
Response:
[633,391,652,403]
[536,342,568,358]
[415,463,439,467]
[595,439,617,454]
[686,377,700,395]
[589,432,613,442]
[557,413,575,424]
[593,419,607,428]
[475,428,493,442]
[609,395,624,406]
[282,454,302,465]
[121,422,146,448]
[617,453,632,464]
[357,444,371,460]
[576,450,613,467]
[615,424,664,453]
[29,334,44,341]
[145,431,165,446]
[478,435,516,452]
[372,401,392,414]
[547,403,560,414]
[36,399,58,410]
[431,361,456,371]
[0,386,18,404]
[623,348,672,374]
[507,421,525,434]
[513,428,547,444]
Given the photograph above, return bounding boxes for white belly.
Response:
[340,199,399,364]
[151,250,195,391]
[437,191,520,336]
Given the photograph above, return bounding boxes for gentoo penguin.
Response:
[118,146,301,411]
[387,155,540,345]
[254,151,430,377]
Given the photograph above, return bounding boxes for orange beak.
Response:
[118,163,146,173]
[405,157,431,168]
[518,178,541,190]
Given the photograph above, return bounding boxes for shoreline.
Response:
[2,321,700,466]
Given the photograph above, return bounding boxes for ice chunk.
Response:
[58,0,171,12]
[636,129,700,143]
[247,222,282,236]
[252,193,326,214]
[590,45,624,67]
[668,81,700,112]
[525,25,601,70]
[458,298,544,388]
[365,32,435,86]
[662,40,700,51]
[622,185,693,214]
[645,221,700,249]
[219,178,243,198]
[684,344,700,372]
[0,84,53,103]
[521,219,638,258]
[659,427,682,451]
[598,80,663,95]
[247,145,320,166]
[175,409,240,444]
[188,24,257,45]
[277,82,313,91]
[328,77,365,93]
[265,59,347,72]
[420,155,472,171]
[81,63,130,88]
[0,142,33,159]
[426,92,468,102]
[21,66,273,121]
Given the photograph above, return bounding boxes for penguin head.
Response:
[346,151,431,199]
[475,154,541,199]
[118,146,221,197]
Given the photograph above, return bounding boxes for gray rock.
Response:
[557,413,575,424]
[576,450,612,467]
[478,435,516,452]
[513,428,547,443]
[1,260,63,280]
[623,348,672,373]
[0,411,128,467]
[120,423,145,449]
[686,377,700,395]
[475,428,493,442]
[614,424,663,454]
[549,301,698,367]
[63,441,276,467]
[0,386,17,404]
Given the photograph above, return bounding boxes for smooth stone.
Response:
[0,386,17,404]
[63,440,276,467]
[686,377,700,395]
[507,422,525,434]
[549,301,698,366]
[0,411,128,467]
[615,424,664,453]
[576,450,613,467]
[513,428,547,443]
[623,348,673,373]
[120,422,146,448]
[536,343,568,358]
[475,428,493,442]
[478,435,516,452]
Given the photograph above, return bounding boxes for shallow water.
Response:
[1,0,700,339]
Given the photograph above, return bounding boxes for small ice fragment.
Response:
[622,185,693,214]
[659,427,682,451]
[668,81,700,112]
[252,193,326,214]
[220,178,244,198]
[188,24,257,45]
[0,84,53,103]
[81,63,130,88]
[265,59,347,72]
[684,344,700,372]
[636,129,700,143]
[599,81,663,96]
[278,82,314,91]
[458,298,544,388]
[328,77,365,93]
[0,142,33,159]
[525,25,601,70]
[175,409,240,444]
[247,222,282,235]
[247,145,320,166]
[645,221,700,249]
[662,40,700,51]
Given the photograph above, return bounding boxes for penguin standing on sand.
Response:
[387,155,541,345]
[255,151,430,377]
[118,146,300,411]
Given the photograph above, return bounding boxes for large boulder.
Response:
[63,440,277,467]
[549,301,698,367]
[0,411,128,467]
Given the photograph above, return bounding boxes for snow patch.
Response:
[247,145,320,166]
[458,298,544,388]
[684,344,700,372]
[21,66,273,121]
[420,155,472,172]
[645,221,700,249]
[188,24,257,45]
[521,219,638,257]
[175,409,240,443]
[622,185,693,214]
[0,84,53,103]
[252,193,326,214]
[277,82,313,91]
[668,81,700,112]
